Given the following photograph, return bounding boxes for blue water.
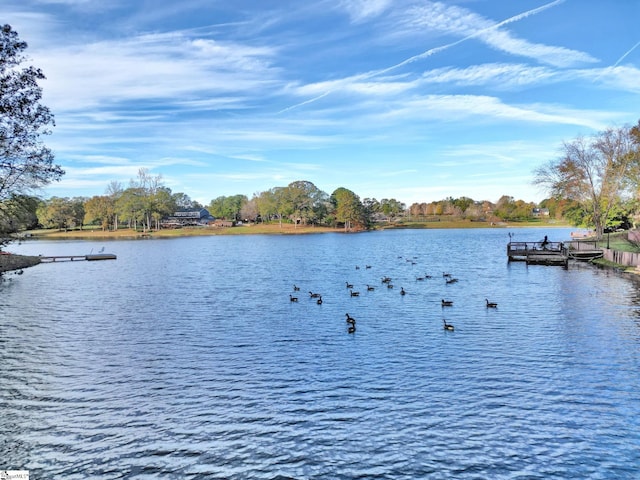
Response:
[1,228,639,479]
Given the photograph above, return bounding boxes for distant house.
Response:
[162,208,215,227]
[532,208,549,217]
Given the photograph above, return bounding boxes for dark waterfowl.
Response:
[486,298,498,308]
[346,313,356,333]
[441,299,453,307]
[289,295,298,302]
[443,319,454,331]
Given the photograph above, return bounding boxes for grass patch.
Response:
[595,232,640,253]
[24,223,345,239]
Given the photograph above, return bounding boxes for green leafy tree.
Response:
[84,195,115,231]
[0,25,64,246]
[115,187,145,229]
[37,197,84,230]
[331,187,364,231]
[253,187,293,227]
[380,198,406,221]
[172,192,201,210]
[285,180,328,227]
[209,194,247,220]
[0,194,40,234]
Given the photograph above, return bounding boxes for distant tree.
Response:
[209,194,247,220]
[452,196,474,214]
[173,192,200,210]
[285,180,328,227]
[362,197,381,226]
[240,196,260,222]
[152,187,177,229]
[253,187,291,227]
[37,197,84,230]
[380,198,406,221]
[115,187,145,229]
[105,181,123,229]
[84,195,115,231]
[0,25,64,246]
[331,187,364,231]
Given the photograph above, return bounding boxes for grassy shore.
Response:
[20,218,570,240]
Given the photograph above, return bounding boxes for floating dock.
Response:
[39,253,117,263]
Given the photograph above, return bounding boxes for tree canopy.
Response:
[1,25,63,245]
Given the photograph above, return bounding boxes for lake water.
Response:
[1,228,639,479]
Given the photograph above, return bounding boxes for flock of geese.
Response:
[289,257,499,335]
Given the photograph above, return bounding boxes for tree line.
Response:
[32,174,408,232]
[31,174,550,233]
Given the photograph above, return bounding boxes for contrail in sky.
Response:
[277,0,565,114]
[593,38,640,82]
[374,0,565,76]
[611,39,640,67]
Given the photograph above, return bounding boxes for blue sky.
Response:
[3,0,640,206]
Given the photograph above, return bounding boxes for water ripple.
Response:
[2,230,640,478]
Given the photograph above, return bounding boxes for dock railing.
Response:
[507,241,565,256]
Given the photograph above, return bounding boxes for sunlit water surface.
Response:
[1,228,639,479]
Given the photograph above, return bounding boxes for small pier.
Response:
[565,240,604,260]
[39,253,117,263]
[507,241,568,266]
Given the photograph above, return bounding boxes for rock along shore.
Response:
[0,254,42,273]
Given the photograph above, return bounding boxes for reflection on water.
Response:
[1,228,639,479]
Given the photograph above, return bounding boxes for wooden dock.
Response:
[508,240,604,266]
[39,253,117,263]
[507,241,568,266]
[565,240,604,260]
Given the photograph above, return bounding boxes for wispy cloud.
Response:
[421,63,558,88]
[279,0,583,113]
[35,31,279,112]
[371,94,611,130]
[338,0,395,23]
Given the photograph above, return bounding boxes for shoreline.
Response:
[17,220,571,240]
[0,254,42,274]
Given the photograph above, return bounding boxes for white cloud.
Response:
[373,94,612,130]
[421,63,557,88]
[338,0,395,23]
[34,32,279,112]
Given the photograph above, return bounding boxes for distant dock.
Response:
[39,253,117,263]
